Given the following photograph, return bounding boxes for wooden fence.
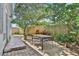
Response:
[46,24,68,36]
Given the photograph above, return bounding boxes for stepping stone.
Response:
[4,36,26,53]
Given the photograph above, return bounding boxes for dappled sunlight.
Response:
[11,3,79,56]
[1,3,79,56]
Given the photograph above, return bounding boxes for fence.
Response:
[46,24,68,35]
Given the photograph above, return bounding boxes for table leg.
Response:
[41,38,43,51]
[32,35,33,44]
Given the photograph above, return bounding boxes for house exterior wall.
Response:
[0,3,12,55]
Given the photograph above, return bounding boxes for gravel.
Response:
[3,44,41,56]
[3,35,41,56]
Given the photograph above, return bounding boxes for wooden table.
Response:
[32,34,52,50]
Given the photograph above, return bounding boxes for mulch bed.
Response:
[58,42,79,55]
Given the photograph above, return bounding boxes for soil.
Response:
[58,42,79,55]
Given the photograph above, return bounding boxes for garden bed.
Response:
[58,41,79,55]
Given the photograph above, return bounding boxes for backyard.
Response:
[11,3,79,56]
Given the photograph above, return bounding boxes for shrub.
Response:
[55,33,76,43]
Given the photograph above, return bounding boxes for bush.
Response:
[55,33,76,43]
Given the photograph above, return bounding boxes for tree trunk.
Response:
[24,24,27,40]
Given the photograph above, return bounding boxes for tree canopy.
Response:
[13,3,79,31]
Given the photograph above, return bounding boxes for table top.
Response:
[33,34,52,38]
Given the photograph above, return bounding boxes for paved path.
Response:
[3,35,41,56]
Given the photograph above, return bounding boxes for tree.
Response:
[14,3,79,41]
[49,3,79,33]
[14,3,53,40]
